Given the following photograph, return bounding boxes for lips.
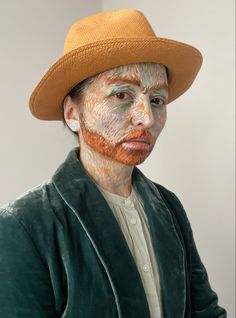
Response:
[120,130,152,145]
[125,137,150,144]
[119,131,153,153]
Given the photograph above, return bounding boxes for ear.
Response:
[63,96,80,123]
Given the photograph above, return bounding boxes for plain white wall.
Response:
[102,0,235,316]
[0,0,235,316]
[0,0,101,202]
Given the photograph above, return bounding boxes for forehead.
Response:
[95,62,168,91]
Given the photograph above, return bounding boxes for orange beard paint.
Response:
[80,116,155,166]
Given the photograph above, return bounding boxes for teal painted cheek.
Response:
[95,121,104,131]
[94,112,122,132]
[106,98,132,112]
[117,102,132,112]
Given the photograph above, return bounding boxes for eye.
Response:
[112,91,133,102]
[115,92,126,99]
[151,97,166,107]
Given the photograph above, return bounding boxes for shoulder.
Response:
[154,182,186,213]
[1,180,56,215]
[0,180,69,265]
[144,177,192,235]
[0,180,64,238]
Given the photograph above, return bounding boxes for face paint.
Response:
[78,62,168,166]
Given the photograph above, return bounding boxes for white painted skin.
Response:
[64,63,168,197]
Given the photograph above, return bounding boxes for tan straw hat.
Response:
[29,8,203,120]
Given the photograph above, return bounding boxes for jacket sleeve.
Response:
[0,208,57,318]
[157,185,227,318]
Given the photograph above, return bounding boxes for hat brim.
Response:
[29,37,202,120]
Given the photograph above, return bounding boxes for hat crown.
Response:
[64,9,156,54]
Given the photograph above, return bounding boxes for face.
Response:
[77,63,168,165]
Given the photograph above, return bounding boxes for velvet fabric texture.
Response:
[0,148,226,317]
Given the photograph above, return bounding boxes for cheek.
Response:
[153,109,167,135]
[98,112,122,132]
[83,104,128,140]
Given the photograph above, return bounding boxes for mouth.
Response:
[124,137,150,144]
[121,137,151,151]
[118,130,153,152]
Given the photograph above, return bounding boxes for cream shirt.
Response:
[97,185,162,318]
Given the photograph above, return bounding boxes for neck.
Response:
[79,142,134,198]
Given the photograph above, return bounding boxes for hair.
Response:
[62,76,96,135]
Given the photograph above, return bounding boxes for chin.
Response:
[111,142,154,166]
[110,151,150,166]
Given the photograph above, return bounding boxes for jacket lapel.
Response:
[132,168,186,318]
[52,148,150,318]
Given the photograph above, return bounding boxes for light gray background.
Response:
[0,0,235,316]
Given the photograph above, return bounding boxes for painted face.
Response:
[78,63,168,165]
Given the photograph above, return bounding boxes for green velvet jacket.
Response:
[0,148,226,318]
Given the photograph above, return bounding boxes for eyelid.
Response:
[151,94,168,103]
[109,84,135,94]
[109,88,135,99]
[151,90,168,97]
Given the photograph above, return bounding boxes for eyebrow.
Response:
[106,76,168,92]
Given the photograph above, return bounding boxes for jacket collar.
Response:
[52,148,186,318]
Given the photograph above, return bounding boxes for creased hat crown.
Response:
[64,9,155,54]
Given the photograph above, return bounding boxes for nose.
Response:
[131,99,154,128]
